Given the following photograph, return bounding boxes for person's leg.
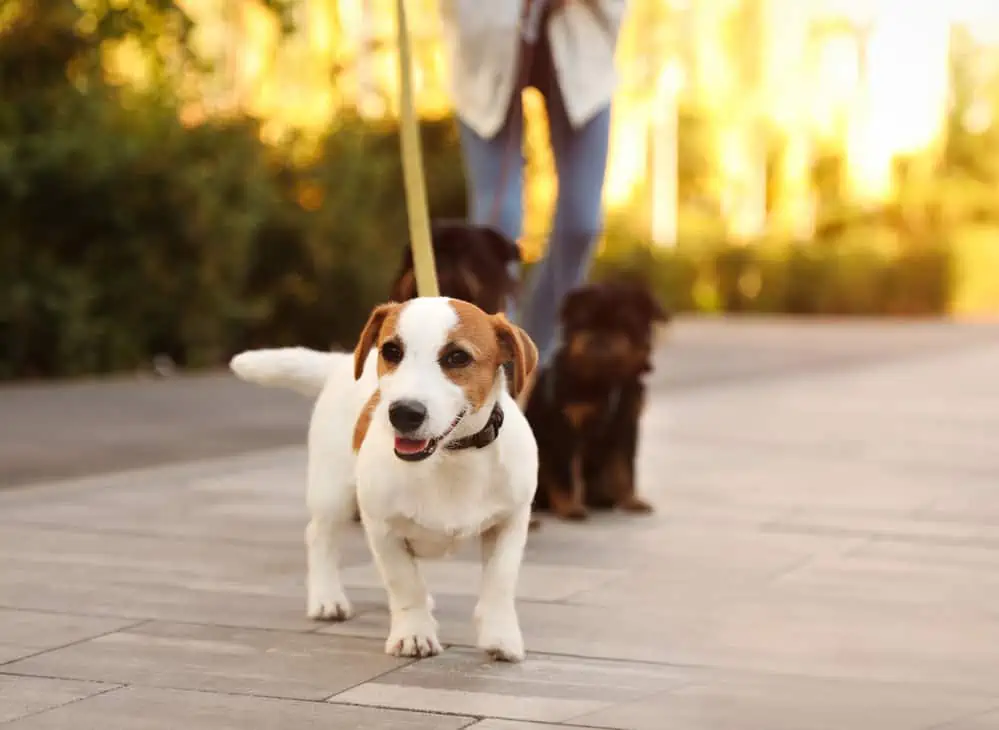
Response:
[457,101,525,319]
[518,86,612,363]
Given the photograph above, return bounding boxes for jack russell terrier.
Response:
[243,297,539,661]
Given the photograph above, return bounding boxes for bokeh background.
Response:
[3,0,999,381]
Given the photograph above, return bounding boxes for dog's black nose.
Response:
[388,400,427,433]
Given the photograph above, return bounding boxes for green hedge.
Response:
[592,215,998,319]
[0,88,467,379]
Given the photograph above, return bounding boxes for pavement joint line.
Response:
[0,679,125,727]
[330,641,999,697]
[0,595,584,638]
[321,657,419,702]
[448,718,609,730]
[0,608,323,636]
[560,679,701,728]
[461,722,605,730]
[3,667,603,726]
[0,619,151,670]
[0,673,478,716]
[0,518,338,550]
[323,697,489,720]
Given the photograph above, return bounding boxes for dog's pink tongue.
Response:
[394,437,429,455]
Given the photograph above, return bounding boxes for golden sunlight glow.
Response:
[604,97,649,208]
[808,33,858,140]
[846,2,951,201]
[119,0,999,235]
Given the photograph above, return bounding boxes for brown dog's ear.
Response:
[354,303,399,380]
[559,287,595,328]
[480,226,521,264]
[388,238,417,303]
[388,268,416,303]
[644,291,671,323]
[492,314,539,398]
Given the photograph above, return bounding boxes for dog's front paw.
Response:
[475,607,525,663]
[386,609,441,658]
[307,585,353,621]
[618,495,654,514]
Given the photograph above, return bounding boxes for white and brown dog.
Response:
[238,297,539,661]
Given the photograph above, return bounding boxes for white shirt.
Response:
[438,0,628,139]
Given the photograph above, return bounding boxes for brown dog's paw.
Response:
[618,496,654,514]
[556,503,589,521]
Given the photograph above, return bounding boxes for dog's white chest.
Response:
[381,472,510,558]
[358,438,518,555]
[388,518,483,559]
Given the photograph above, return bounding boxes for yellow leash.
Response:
[393,0,439,297]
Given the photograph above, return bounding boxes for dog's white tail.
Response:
[229,347,334,397]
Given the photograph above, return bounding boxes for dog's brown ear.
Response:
[354,303,398,380]
[389,269,416,303]
[492,314,539,398]
[559,287,595,328]
[645,291,671,323]
[480,226,521,264]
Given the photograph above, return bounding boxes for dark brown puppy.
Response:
[526,276,670,521]
[389,219,520,314]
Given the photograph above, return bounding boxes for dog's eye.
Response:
[381,341,404,364]
[440,348,472,369]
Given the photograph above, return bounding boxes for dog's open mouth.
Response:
[394,410,466,462]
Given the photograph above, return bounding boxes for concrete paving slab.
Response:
[0,676,117,724]
[1,686,475,729]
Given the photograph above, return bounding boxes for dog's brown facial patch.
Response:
[353,302,404,380]
[353,390,381,452]
[441,300,538,408]
[441,300,506,410]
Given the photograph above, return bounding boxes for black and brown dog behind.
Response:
[389,219,520,315]
[525,276,670,521]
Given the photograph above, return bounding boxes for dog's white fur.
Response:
[230,346,334,398]
[230,297,538,661]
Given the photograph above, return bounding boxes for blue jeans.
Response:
[457,68,611,364]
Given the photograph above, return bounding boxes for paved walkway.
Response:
[1,320,998,729]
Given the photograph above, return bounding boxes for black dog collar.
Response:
[444,403,504,451]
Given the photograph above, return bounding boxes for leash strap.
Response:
[395,0,440,297]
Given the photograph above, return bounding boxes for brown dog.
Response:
[525,276,670,521]
[389,219,521,315]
